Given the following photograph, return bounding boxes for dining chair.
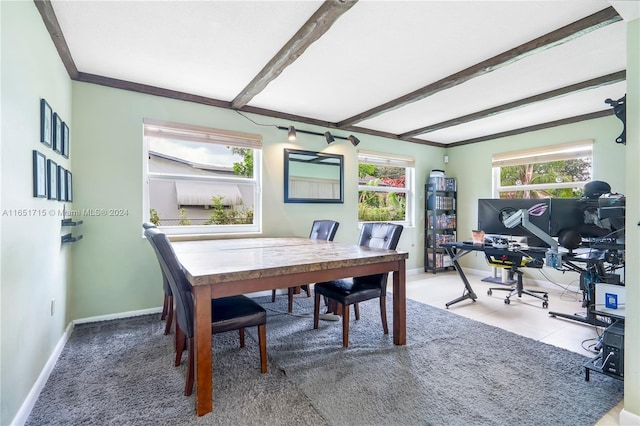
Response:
[143,222,173,335]
[272,220,339,313]
[144,227,267,396]
[313,222,403,347]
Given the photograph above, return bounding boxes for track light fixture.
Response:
[288,126,297,141]
[348,135,360,146]
[276,125,360,146]
[324,131,335,144]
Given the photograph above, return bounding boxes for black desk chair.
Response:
[485,252,548,308]
[144,227,267,396]
[143,222,173,335]
[313,222,403,347]
[272,220,339,313]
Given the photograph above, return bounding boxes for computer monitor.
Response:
[549,198,584,237]
[477,198,551,248]
[550,198,624,240]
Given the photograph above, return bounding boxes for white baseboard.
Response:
[72,306,162,325]
[11,322,74,426]
[620,408,640,425]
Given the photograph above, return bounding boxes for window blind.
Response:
[143,118,262,149]
[358,150,415,168]
[492,140,592,168]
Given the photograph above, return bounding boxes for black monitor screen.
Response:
[551,197,624,240]
[549,198,586,237]
[477,199,551,248]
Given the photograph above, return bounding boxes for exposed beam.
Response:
[447,110,613,147]
[400,70,626,139]
[76,73,232,108]
[34,0,79,79]
[230,0,358,109]
[337,6,622,128]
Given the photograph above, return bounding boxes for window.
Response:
[492,140,592,199]
[358,150,414,225]
[143,119,262,235]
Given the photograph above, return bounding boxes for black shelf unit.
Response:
[425,175,456,273]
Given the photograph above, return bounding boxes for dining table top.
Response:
[172,237,409,287]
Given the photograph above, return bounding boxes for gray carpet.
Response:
[26,295,623,425]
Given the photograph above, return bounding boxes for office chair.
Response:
[485,252,549,308]
[144,227,267,396]
[313,222,403,347]
[143,222,173,335]
[272,220,339,313]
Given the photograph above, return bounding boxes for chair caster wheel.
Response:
[543,294,549,301]
[504,298,510,305]
[542,301,548,309]
[487,289,492,296]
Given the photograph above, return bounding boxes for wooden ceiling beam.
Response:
[230,0,357,110]
[400,70,626,139]
[446,110,613,147]
[34,0,79,79]
[337,6,622,128]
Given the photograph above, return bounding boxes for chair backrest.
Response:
[355,222,403,287]
[144,227,194,337]
[358,222,403,250]
[309,220,339,241]
[142,223,172,296]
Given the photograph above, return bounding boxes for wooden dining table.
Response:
[172,237,408,416]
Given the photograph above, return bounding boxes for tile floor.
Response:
[405,269,623,425]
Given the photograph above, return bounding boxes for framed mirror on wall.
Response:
[284,148,344,203]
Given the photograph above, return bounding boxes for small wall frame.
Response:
[40,99,52,147]
[53,112,63,154]
[33,150,47,198]
[47,159,58,200]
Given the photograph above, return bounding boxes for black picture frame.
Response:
[62,122,70,158]
[33,150,47,198]
[40,99,53,147]
[57,165,66,201]
[53,112,63,154]
[283,148,344,204]
[65,170,73,202]
[47,159,58,200]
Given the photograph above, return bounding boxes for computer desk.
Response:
[440,242,547,308]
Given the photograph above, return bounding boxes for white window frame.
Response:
[492,140,593,198]
[357,150,415,226]
[142,119,262,236]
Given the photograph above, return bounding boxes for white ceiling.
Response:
[46,0,629,147]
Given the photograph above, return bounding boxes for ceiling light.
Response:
[324,131,335,144]
[288,126,297,141]
[348,135,360,146]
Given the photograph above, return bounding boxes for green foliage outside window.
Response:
[205,196,253,225]
[358,164,406,222]
[499,159,590,199]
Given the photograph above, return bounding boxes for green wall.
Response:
[70,81,445,320]
[1,2,73,424]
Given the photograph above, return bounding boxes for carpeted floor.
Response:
[26,295,623,425]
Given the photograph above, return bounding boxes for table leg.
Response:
[392,260,406,345]
[445,248,478,308]
[193,286,212,416]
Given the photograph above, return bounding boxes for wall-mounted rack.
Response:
[61,218,83,242]
[61,233,83,243]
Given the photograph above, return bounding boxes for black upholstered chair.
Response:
[313,222,403,347]
[143,222,173,335]
[272,220,339,313]
[144,227,267,396]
